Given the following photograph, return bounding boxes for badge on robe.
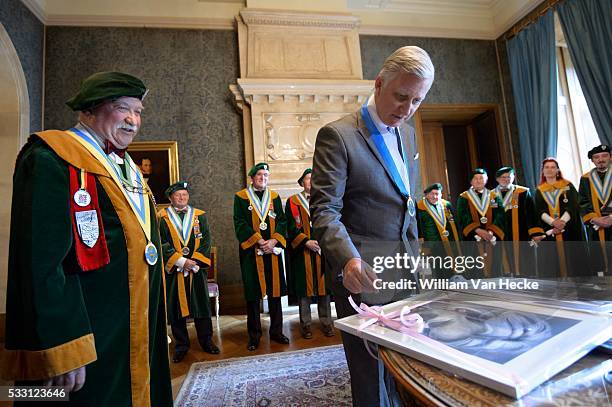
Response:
[75,210,100,248]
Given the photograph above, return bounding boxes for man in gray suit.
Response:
[311,46,434,406]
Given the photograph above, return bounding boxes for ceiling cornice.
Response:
[19,0,545,40]
[44,15,234,30]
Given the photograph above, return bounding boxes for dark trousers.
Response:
[298,295,332,329]
[334,291,380,407]
[246,297,283,342]
[171,317,213,352]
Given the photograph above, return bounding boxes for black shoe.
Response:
[301,328,313,339]
[323,327,335,337]
[247,339,259,351]
[172,349,188,363]
[202,340,220,354]
[270,333,290,344]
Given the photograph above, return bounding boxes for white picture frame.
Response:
[334,291,612,398]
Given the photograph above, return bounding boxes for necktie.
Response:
[104,139,127,158]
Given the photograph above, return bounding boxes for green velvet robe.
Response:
[456,189,506,278]
[495,185,544,276]
[159,208,212,323]
[534,180,588,278]
[416,198,461,278]
[285,193,329,297]
[496,185,543,241]
[3,132,172,407]
[233,188,287,301]
[416,198,460,242]
[579,170,611,274]
[456,189,506,240]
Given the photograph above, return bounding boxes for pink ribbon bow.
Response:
[348,296,425,334]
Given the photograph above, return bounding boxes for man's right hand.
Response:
[183,259,198,271]
[475,228,492,241]
[43,366,86,392]
[342,258,378,294]
[305,240,320,252]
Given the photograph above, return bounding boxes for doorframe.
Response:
[414,103,512,191]
[0,23,30,339]
[0,24,30,146]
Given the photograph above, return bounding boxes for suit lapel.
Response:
[356,110,406,197]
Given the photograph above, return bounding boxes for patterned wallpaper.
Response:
[44,27,246,285]
[43,27,521,288]
[361,36,503,103]
[0,0,44,132]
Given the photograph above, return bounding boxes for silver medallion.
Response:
[145,242,159,266]
[74,189,92,207]
[182,247,190,255]
[480,216,488,224]
[259,222,268,230]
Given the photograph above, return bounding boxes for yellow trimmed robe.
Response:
[535,180,588,277]
[579,169,612,274]
[233,188,287,301]
[495,185,544,276]
[285,193,329,297]
[159,207,212,323]
[456,189,506,278]
[2,131,172,406]
[416,198,461,278]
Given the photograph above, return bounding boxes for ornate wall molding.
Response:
[231,9,370,197]
[239,9,360,30]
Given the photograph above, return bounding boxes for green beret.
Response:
[470,168,487,181]
[495,166,515,178]
[165,181,189,197]
[423,183,442,194]
[248,162,270,177]
[66,71,148,111]
[297,168,312,185]
[588,145,610,159]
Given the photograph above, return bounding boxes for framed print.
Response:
[128,141,179,206]
[334,291,612,399]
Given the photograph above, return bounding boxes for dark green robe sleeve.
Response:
[5,141,94,362]
[159,217,177,267]
[272,195,287,248]
[456,195,472,239]
[194,213,211,267]
[285,198,307,249]
[233,194,261,248]
[579,175,596,223]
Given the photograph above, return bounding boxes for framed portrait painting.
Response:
[335,290,612,398]
[128,141,179,207]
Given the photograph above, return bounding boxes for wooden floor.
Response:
[170,309,342,398]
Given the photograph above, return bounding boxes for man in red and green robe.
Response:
[285,168,334,339]
[2,72,172,406]
[159,181,219,363]
[233,162,289,351]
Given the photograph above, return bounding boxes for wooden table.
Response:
[380,347,612,406]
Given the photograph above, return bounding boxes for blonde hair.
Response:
[377,46,435,82]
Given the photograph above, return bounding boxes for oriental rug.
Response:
[175,345,352,406]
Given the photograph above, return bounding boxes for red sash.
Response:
[289,199,302,229]
[69,165,110,271]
